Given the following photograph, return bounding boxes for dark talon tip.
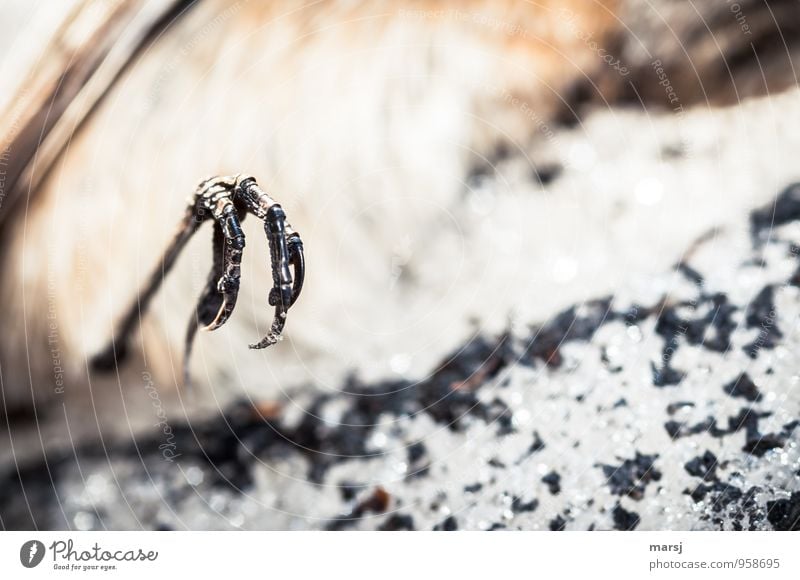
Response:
[248,335,281,349]
[249,315,286,349]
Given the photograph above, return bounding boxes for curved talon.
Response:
[250,233,303,349]
[204,204,246,331]
[265,206,294,306]
[184,223,226,373]
[89,202,203,371]
[249,309,287,349]
[287,234,305,306]
[249,206,292,348]
[93,174,304,385]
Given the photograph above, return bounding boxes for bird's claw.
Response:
[91,174,305,385]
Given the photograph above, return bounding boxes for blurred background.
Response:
[1,0,800,530]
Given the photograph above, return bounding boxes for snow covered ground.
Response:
[3,90,800,530]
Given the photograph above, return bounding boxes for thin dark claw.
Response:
[93,174,304,385]
[248,307,288,350]
[192,224,226,323]
[183,316,199,390]
[184,209,246,384]
[265,205,294,309]
[288,234,305,306]
[249,235,303,349]
[91,203,204,371]
[184,223,226,380]
[250,205,294,349]
[204,202,246,330]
